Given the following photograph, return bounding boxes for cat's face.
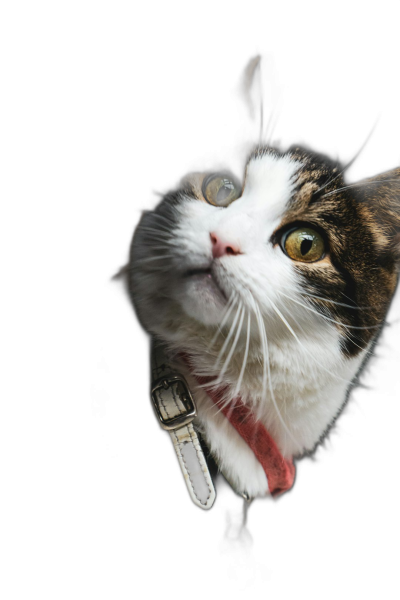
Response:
[129,145,400,360]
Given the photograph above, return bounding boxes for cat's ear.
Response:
[111,265,129,288]
[357,167,400,257]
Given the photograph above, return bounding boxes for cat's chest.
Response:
[182,334,366,457]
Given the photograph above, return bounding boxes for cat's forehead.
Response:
[180,146,340,216]
[245,146,341,192]
[239,151,302,223]
[244,151,300,196]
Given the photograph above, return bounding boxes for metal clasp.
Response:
[151,375,197,431]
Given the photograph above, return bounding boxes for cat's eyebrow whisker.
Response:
[319,178,400,200]
[266,108,280,147]
[313,123,377,195]
[256,56,264,145]
[314,163,340,194]
[277,290,381,331]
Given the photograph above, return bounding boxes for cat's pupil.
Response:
[301,238,313,255]
[217,180,234,203]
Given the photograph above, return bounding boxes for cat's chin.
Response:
[179,271,227,326]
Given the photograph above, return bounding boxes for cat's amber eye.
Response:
[202,174,241,207]
[282,227,326,263]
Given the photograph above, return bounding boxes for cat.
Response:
[127,144,400,501]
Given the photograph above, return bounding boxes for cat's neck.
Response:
[164,323,366,457]
[168,320,345,397]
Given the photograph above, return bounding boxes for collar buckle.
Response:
[151,375,197,431]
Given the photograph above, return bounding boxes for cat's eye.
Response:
[281,227,326,263]
[202,173,241,207]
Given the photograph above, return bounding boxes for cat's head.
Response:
[129,145,400,360]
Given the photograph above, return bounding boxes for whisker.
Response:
[209,292,237,348]
[141,233,173,244]
[134,254,175,265]
[217,304,245,383]
[340,290,363,305]
[251,295,302,451]
[130,265,171,273]
[247,294,266,399]
[267,297,354,385]
[139,212,176,235]
[149,212,176,227]
[215,300,242,369]
[341,332,366,353]
[277,290,380,331]
[299,290,372,311]
[234,311,251,397]
[140,245,173,252]
[138,227,172,237]
[280,300,379,357]
[224,396,241,421]
[208,390,237,419]
[208,308,247,417]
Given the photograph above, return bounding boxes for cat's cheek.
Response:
[177,274,226,326]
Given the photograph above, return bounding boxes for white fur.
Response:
[134,152,367,497]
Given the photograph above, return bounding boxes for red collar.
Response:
[191,372,296,497]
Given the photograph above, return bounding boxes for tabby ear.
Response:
[357,167,400,256]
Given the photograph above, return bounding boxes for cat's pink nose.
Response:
[210,233,241,259]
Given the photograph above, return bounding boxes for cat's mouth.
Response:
[183,266,227,301]
[184,267,212,278]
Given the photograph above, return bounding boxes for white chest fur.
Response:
[173,326,367,498]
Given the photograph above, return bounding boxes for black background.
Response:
[76,34,400,591]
